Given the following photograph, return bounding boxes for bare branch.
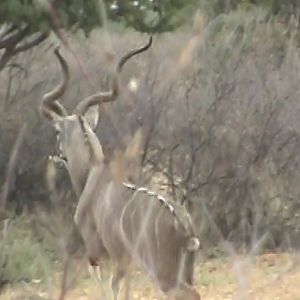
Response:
[0,49,12,71]
[0,24,17,40]
[0,25,30,49]
[0,27,49,71]
[12,31,49,55]
[0,125,27,213]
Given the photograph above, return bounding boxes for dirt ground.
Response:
[1,253,300,300]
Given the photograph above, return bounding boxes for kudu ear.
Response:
[109,129,144,184]
[110,148,125,183]
[83,105,99,130]
[124,128,145,183]
[125,128,144,160]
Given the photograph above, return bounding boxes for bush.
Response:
[0,214,56,284]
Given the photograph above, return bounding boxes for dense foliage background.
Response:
[1,0,300,69]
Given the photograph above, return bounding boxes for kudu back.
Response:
[41,39,200,300]
[76,145,201,300]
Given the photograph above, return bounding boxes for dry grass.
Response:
[1,253,300,300]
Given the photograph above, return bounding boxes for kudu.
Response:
[41,39,152,285]
[41,39,201,300]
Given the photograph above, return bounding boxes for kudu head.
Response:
[40,38,152,193]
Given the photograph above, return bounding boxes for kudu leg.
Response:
[95,265,102,281]
[59,225,84,300]
[88,264,102,285]
[166,284,201,300]
[58,256,71,300]
[123,272,132,300]
[111,269,126,300]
